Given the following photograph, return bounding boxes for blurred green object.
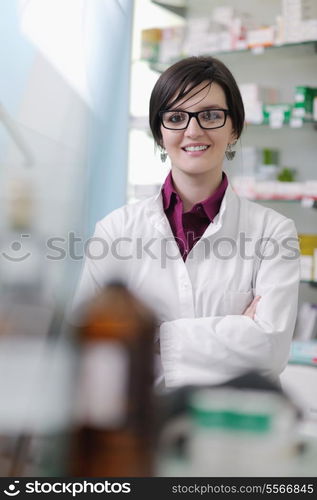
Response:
[277,167,295,182]
[262,148,279,165]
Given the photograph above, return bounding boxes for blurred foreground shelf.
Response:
[281,363,317,436]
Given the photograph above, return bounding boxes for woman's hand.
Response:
[243,295,261,320]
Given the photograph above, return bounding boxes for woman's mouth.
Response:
[182,145,210,156]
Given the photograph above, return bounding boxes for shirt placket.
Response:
[175,203,195,317]
[178,266,195,317]
[174,198,188,259]
[153,210,195,318]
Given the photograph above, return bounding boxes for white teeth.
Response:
[184,145,208,151]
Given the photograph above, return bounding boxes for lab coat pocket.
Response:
[223,290,254,315]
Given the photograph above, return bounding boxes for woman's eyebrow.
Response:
[173,104,225,111]
[196,104,225,110]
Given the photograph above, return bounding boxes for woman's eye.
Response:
[168,113,186,123]
[201,111,221,121]
[203,111,220,121]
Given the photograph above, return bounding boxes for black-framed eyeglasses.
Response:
[159,108,230,130]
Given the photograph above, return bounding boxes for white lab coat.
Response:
[72,183,300,389]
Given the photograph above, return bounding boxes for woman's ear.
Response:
[230,131,238,144]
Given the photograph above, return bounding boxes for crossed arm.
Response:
[157,219,300,388]
[154,295,261,355]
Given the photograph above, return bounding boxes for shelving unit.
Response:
[255,198,317,204]
[130,4,317,214]
[150,40,317,73]
[151,0,186,17]
[142,6,317,195]
[131,6,317,245]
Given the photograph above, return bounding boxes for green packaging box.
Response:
[141,28,162,63]
[262,104,292,126]
[293,86,317,119]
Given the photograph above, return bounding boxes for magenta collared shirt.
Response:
[162,171,228,261]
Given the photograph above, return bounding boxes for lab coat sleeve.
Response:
[69,216,123,324]
[160,218,300,388]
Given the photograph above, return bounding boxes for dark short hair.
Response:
[149,56,245,147]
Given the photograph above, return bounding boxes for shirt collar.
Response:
[198,172,228,221]
[162,170,177,210]
[161,170,228,221]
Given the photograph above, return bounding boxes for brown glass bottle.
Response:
[70,282,157,477]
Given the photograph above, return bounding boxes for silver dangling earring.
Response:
[225,142,237,161]
[160,148,167,163]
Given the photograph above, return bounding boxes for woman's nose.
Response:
[184,116,204,137]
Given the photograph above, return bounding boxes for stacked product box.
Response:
[141,28,162,63]
[301,0,317,41]
[239,83,279,124]
[212,6,244,51]
[282,0,317,43]
[299,234,317,282]
[239,83,317,127]
[183,19,229,55]
[158,26,185,64]
[289,341,317,365]
[262,103,293,127]
[183,6,251,54]
[247,26,275,48]
[141,26,185,65]
[261,87,317,127]
[293,86,317,121]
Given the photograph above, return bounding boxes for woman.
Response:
[73,56,300,390]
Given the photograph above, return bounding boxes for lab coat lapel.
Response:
[145,183,241,242]
[146,191,174,238]
[200,183,240,240]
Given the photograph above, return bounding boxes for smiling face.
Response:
[161,81,236,179]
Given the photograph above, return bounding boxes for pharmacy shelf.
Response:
[253,198,315,203]
[151,0,186,17]
[149,40,317,73]
[251,198,317,209]
[246,120,317,129]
